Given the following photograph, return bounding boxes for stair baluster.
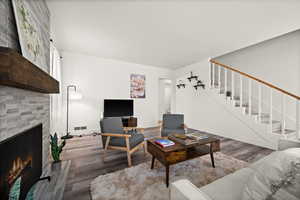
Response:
[297,101,300,139]
[258,84,262,123]
[269,89,273,134]
[240,75,243,108]
[248,79,252,116]
[224,68,227,99]
[281,94,286,135]
[218,65,221,91]
[211,62,214,88]
[231,71,235,100]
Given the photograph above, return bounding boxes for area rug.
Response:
[90,152,249,200]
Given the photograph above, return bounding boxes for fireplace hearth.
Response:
[0,124,43,200]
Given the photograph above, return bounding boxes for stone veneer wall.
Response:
[0,0,51,168]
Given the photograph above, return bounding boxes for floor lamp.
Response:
[61,85,82,140]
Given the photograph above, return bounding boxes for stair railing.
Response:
[209,59,300,140]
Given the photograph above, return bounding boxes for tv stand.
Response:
[122,117,137,128]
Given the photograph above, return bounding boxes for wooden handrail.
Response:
[210,59,300,100]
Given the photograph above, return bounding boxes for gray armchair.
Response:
[161,114,187,137]
[100,117,145,167]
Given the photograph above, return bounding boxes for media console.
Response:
[122,117,137,127]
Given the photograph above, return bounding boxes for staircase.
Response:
[209,60,300,149]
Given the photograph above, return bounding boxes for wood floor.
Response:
[61,128,273,200]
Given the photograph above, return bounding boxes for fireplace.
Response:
[0,124,43,200]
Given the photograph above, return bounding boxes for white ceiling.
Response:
[47,0,300,69]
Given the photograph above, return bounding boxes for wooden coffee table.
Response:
[147,134,220,187]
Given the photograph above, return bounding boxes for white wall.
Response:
[173,60,210,114]
[174,60,214,124]
[60,51,171,135]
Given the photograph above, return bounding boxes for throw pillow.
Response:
[242,148,300,200]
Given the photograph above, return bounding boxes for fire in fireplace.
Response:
[0,124,43,200]
[8,157,33,185]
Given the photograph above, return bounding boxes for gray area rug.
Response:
[90,152,249,200]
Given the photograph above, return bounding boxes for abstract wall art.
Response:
[130,74,146,98]
[12,0,48,72]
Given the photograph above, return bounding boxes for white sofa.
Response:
[170,148,300,200]
[170,168,254,200]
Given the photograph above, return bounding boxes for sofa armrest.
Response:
[170,179,212,200]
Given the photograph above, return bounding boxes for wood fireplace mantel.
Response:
[0,47,59,94]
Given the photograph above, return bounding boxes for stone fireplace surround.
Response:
[0,0,67,199]
[0,5,54,198]
[0,1,71,199]
[0,0,51,170]
[0,86,50,168]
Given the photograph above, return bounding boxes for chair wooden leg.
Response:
[102,136,110,162]
[127,151,132,167]
[125,137,132,167]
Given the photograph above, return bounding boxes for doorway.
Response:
[158,79,172,120]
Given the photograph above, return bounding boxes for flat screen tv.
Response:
[104,99,134,117]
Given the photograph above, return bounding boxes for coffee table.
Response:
[147,134,220,187]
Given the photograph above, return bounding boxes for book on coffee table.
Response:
[154,139,175,148]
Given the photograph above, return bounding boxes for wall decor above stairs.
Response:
[176,80,186,89]
[209,60,300,145]
[176,72,205,90]
[194,80,205,90]
[179,71,205,91]
[187,71,198,82]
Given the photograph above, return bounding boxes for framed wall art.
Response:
[12,0,48,72]
[130,74,146,98]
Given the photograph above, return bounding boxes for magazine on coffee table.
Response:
[169,132,209,146]
[186,132,209,140]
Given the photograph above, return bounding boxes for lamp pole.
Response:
[61,85,76,140]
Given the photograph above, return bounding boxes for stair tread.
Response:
[234,103,248,107]
[261,120,281,124]
[211,88,295,134]
[245,111,269,116]
[273,129,296,134]
[250,113,270,117]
